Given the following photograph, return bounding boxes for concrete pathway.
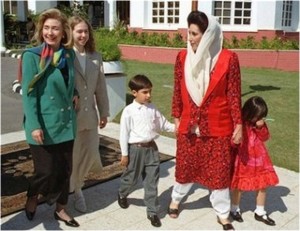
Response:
[0,123,299,230]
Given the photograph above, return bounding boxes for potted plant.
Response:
[94,28,123,74]
[94,28,125,121]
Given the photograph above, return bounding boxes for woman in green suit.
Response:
[21,9,79,227]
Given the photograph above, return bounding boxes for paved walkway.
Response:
[0,123,299,230]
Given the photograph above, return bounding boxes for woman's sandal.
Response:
[168,207,179,219]
[217,217,235,230]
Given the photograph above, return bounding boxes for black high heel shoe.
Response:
[54,211,80,227]
[25,196,38,221]
[25,209,36,221]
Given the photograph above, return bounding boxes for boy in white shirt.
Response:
[118,74,175,227]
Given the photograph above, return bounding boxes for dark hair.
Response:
[69,15,95,53]
[187,11,209,34]
[242,96,268,124]
[128,74,152,91]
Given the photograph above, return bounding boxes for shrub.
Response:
[171,33,186,47]
[239,36,258,49]
[94,28,122,61]
[259,37,271,49]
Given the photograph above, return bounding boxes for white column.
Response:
[105,0,117,29]
[1,2,7,53]
[17,1,26,21]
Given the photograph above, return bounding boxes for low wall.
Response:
[119,44,299,72]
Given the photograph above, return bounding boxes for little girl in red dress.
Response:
[230,96,279,226]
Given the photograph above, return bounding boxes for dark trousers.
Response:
[119,143,160,216]
[28,140,73,205]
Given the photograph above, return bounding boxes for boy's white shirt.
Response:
[119,99,175,156]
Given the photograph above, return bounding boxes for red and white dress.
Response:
[231,124,279,190]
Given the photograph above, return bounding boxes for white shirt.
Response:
[73,47,86,74]
[119,100,175,156]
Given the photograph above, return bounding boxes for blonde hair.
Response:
[32,8,73,49]
[69,15,95,53]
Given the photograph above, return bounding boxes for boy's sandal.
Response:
[168,207,179,219]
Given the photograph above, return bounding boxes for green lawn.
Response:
[117,60,299,172]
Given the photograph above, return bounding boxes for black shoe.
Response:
[147,214,162,227]
[25,209,35,221]
[254,213,275,226]
[168,207,179,219]
[217,218,235,230]
[54,211,80,227]
[118,194,129,209]
[25,196,38,221]
[230,211,244,222]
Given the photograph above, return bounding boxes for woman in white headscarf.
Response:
[168,11,242,230]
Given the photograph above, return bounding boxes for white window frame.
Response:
[148,0,180,30]
[213,0,252,26]
[281,0,293,27]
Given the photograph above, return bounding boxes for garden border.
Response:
[119,44,299,72]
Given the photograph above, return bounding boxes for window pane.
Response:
[159,2,164,8]
[159,9,164,15]
[243,18,250,24]
[234,18,241,24]
[235,10,242,16]
[168,17,173,23]
[235,2,242,8]
[175,9,179,15]
[215,1,222,8]
[244,10,251,17]
[175,17,179,23]
[153,10,157,16]
[175,1,179,7]
[153,2,157,8]
[215,9,222,16]
[245,2,251,8]
[159,17,164,23]
[224,9,231,16]
[153,18,157,23]
[168,2,173,8]
[224,1,231,8]
[223,18,230,24]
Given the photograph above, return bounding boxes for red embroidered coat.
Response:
[172,49,242,189]
[173,49,242,136]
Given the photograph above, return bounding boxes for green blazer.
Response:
[21,47,77,145]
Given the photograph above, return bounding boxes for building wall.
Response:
[27,1,57,14]
[130,0,192,30]
[129,0,299,40]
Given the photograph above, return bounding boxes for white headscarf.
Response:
[185,14,223,106]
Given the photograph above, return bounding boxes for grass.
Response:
[116,60,299,172]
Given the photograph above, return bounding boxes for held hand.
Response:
[174,118,180,134]
[120,156,129,167]
[99,117,108,129]
[73,96,79,110]
[232,124,242,144]
[31,129,44,145]
[256,119,265,128]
